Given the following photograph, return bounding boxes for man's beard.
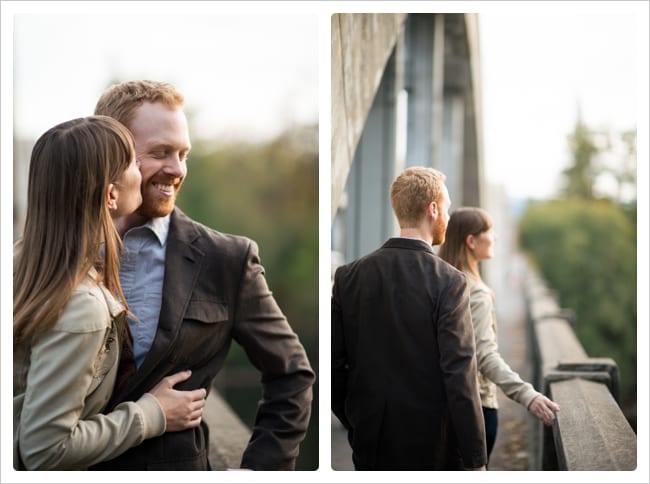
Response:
[136,185,180,219]
[432,217,447,246]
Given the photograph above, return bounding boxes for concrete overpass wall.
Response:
[332,13,486,264]
[331,13,408,221]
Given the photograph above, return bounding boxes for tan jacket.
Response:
[468,276,539,410]
[13,269,165,470]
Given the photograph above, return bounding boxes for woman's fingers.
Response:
[161,369,192,388]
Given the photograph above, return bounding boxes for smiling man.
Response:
[91,80,315,471]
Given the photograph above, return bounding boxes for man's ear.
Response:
[106,183,118,212]
[428,201,438,219]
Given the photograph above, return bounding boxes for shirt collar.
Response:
[147,214,171,246]
[124,214,171,246]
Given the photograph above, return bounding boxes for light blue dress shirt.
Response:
[119,215,170,368]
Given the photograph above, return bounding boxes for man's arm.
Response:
[331,268,351,430]
[231,240,316,470]
[437,275,487,470]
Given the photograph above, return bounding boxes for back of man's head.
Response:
[94,80,184,130]
[390,166,446,228]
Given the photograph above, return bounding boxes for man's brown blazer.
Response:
[332,237,486,470]
[93,208,315,470]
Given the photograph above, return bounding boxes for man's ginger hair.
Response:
[94,80,184,129]
[390,166,446,228]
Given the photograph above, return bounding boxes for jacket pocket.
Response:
[171,301,231,369]
[184,300,229,324]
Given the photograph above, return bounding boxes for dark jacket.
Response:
[93,208,315,470]
[331,237,486,470]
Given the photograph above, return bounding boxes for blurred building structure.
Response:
[331,13,485,265]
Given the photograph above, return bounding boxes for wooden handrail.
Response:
[522,261,636,471]
[203,389,252,470]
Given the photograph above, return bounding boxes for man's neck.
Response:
[114,212,149,237]
[399,227,433,245]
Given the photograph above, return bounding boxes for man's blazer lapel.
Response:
[127,209,205,392]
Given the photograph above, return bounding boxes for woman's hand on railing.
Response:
[528,394,561,426]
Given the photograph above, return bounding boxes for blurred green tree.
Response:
[520,199,637,417]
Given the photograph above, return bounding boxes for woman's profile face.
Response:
[112,154,142,218]
[470,227,496,261]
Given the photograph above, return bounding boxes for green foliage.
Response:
[519,199,637,411]
[177,130,318,345]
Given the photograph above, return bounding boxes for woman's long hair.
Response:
[14,116,135,345]
[438,207,493,280]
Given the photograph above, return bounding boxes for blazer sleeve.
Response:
[331,266,350,429]
[436,275,487,469]
[231,239,316,471]
[17,291,166,470]
[470,286,539,409]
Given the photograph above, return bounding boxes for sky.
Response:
[479,11,641,200]
[2,2,648,483]
[11,11,318,144]
[6,4,644,203]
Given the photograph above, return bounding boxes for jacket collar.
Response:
[382,237,436,255]
[87,267,126,319]
[168,207,203,247]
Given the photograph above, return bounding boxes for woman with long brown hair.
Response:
[14,116,206,470]
[438,207,560,463]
